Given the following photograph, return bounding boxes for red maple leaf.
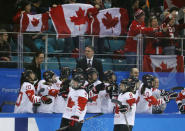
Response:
[70,7,87,30]
[102,12,119,32]
[67,97,75,108]
[155,62,174,72]
[31,18,39,27]
[78,96,88,111]
[171,0,185,8]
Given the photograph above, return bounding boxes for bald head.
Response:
[130,68,139,78]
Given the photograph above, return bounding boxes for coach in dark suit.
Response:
[76,45,104,81]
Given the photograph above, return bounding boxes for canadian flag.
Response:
[20,13,49,32]
[49,4,94,38]
[88,8,129,37]
[143,55,184,72]
[164,0,185,9]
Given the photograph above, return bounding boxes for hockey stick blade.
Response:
[56,113,104,131]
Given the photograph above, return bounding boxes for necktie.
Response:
[88,60,91,67]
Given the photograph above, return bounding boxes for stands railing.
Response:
[0,32,185,72]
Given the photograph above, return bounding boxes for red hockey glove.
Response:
[41,95,52,104]
[69,116,79,127]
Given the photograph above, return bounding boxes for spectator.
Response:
[26,51,44,81]
[31,0,43,14]
[145,16,163,55]
[0,29,11,61]
[161,15,185,55]
[76,45,104,81]
[13,0,42,53]
[103,0,111,9]
[124,9,156,70]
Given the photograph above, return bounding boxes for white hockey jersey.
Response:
[176,89,185,105]
[136,87,158,114]
[63,88,88,121]
[86,80,106,113]
[14,82,41,113]
[114,92,136,126]
[37,83,58,113]
[53,77,67,113]
[101,82,115,113]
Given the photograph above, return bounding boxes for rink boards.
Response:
[0,113,184,131]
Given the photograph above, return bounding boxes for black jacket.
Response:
[76,57,104,81]
[26,59,41,81]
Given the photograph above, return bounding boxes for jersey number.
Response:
[15,92,23,106]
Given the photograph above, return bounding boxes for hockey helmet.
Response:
[142,74,154,88]
[60,66,71,79]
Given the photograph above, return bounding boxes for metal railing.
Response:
[0,32,185,72]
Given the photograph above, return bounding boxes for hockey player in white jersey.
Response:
[114,78,136,131]
[14,70,52,113]
[59,74,88,131]
[176,87,185,114]
[136,74,159,114]
[152,77,169,114]
[102,70,119,113]
[85,67,106,113]
[37,70,59,113]
[54,67,71,113]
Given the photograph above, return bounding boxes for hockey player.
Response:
[59,74,88,131]
[54,67,71,113]
[176,88,185,114]
[104,70,119,100]
[37,70,59,113]
[14,70,52,113]
[136,74,159,114]
[114,78,136,131]
[152,77,168,114]
[85,67,106,113]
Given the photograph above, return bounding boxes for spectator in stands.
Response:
[145,16,163,55]
[31,0,43,14]
[13,0,41,53]
[76,45,104,81]
[139,0,150,24]
[0,29,11,61]
[124,9,157,70]
[161,14,185,55]
[26,51,44,81]
[103,0,111,9]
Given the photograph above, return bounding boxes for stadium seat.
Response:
[23,56,33,63]
[45,57,59,70]
[99,58,113,71]
[104,39,125,52]
[113,59,127,71]
[60,57,76,69]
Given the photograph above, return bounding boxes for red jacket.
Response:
[145,31,166,55]
[124,20,154,53]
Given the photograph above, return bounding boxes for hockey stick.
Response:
[56,113,104,131]
[170,86,184,92]
[111,99,130,131]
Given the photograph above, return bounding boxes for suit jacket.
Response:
[76,57,104,81]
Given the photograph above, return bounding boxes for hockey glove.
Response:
[119,105,129,113]
[93,83,105,93]
[69,116,79,127]
[41,95,52,104]
[178,103,185,113]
